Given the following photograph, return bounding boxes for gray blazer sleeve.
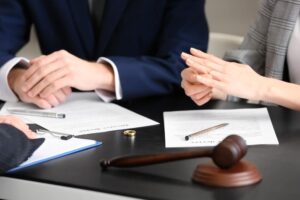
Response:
[224,0,274,76]
[0,124,44,173]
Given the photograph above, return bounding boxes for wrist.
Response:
[92,62,115,92]
[8,60,29,93]
[8,68,25,93]
[255,76,272,102]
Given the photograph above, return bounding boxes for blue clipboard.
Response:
[8,138,102,173]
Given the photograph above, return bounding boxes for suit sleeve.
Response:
[0,124,44,173]
[0,0,31,66]
[108,0,209,100]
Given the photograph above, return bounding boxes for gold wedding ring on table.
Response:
[123,130,136,137]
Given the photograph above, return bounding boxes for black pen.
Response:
[185,123,229,141]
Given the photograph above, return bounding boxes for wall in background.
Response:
[205,0,260,36]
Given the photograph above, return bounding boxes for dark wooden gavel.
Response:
[101,135,262,187]
[100,135,247,169]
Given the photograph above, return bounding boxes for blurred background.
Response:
[206,0,260,36]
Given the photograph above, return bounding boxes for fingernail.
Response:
[190,47,196,52]
[181,52,188,59]
[190,47,202,53]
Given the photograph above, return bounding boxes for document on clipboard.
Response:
[8,137,101,172]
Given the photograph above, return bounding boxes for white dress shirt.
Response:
[287,14,300,84]
[0,1,122,103]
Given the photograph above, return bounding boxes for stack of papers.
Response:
[0,92,159,135]
[0,92,159,171]
[163,108,279,148]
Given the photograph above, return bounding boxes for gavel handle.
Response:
[100,148,213,169]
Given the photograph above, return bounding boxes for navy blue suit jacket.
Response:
[0,0,208,100]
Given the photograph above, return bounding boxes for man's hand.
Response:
[0,115,36,139]
[21,50,115,99]
[8,68,71,109]
[181,66,213,106]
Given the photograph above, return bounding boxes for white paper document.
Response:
[163,108,279,148]
[0,92,159,135]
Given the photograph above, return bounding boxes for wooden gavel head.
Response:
[193,135,262,187]
[212,135,247,169]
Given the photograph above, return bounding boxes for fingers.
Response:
[27,67,68,97]
[19,126,37,139]
[181,52,203,63]
[182,79,211,96]
[181,67,199,83]
[196,74,226,93]
[185,58,211,74]
[181,69,212,99]
[62,87,72,96]
[181,65,213,103]
[43,94,60,107]
[181,48,242,104]
[182,55,224,76]
[209,69,226,82]
[0,116,36,139]
[42,88,71,107]
[190,48,227,66]
[24,54,58,81]
[53,89,69,102]
[21,50,74,101]
[18,89,53,109]
[191,91,213,106]
[23,50,72,94]
[182,52,210,73]
[31,97,53,109]
[17,87,69,109]
[182,48,228,75]
[39,77,70,98]
[23,59,66,94]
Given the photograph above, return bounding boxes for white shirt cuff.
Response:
[0,57,29,102]
[95,57,123,102]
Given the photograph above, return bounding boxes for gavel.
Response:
[100,135,262,187]
[101,135,247,169]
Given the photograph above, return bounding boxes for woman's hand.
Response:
[183,48,265,101]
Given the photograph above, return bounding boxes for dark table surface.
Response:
[3,91,300,200]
